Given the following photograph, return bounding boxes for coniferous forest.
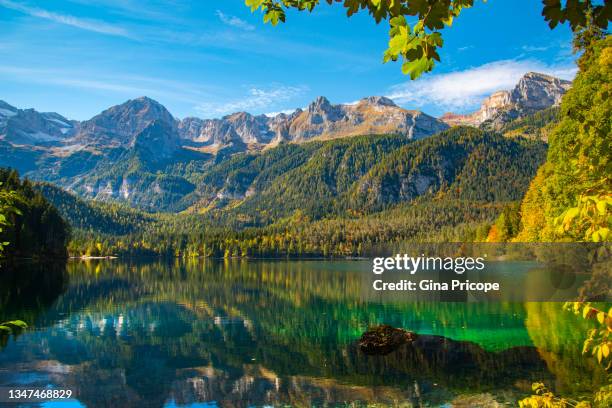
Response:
[8,125,548,258]
[0,169,69,259]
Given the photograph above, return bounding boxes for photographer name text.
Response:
[371,254,500,293]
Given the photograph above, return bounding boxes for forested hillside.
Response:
[514,36,611,243]
[215,127,546,224]
[29,122,549,257]
[36,183,153,235]
[0,169,70,258]
[496,106,560,141]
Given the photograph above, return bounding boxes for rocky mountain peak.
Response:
[287,96,447,142]
[226,111,254,122]
[308,96,332,112]
[303,96,344,125]
[78,96,176,146]
[511,72,572,111]
[441,71,572,127]
[115,96,175,123]
[172,93,448,149]
[359,96,397,107]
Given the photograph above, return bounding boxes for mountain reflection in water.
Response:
[0,259,606,407]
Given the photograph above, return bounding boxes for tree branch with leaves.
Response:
[245,0,611,79]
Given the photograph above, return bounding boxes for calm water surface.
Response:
[0,260,605,407]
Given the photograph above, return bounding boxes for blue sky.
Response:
[0,0,577,120]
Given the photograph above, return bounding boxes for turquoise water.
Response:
[0,260,604,407]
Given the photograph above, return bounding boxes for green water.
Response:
[0,260,605,407]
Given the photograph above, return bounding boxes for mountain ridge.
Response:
[440,72,572,127]
[0,71,570,154]
[0,71,568,212]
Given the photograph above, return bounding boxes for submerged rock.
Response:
[358,325,417,355]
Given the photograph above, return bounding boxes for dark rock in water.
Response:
[348,332,549,391]
[359,325,417,355]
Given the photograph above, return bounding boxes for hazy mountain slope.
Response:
[12,118,549,216]
[67,145,211,212]
[0,100,75,145]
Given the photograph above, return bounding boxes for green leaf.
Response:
[0,321,27,333]
[263,8,286,25]
[389,15,407,27]
[428,32,443,47]
[402,55,434,80]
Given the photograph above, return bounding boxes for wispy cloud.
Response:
[0,0,130,37]
[66,0,182,23]
[521,44,550,52]
[387,59,577,113]
[0,65,221,117]
[196,85,307,117]
[457,45,474,52]
[215,10,255,31]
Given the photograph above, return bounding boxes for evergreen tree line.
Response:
[0,169,70,259]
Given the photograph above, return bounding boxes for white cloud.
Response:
[215,10,255,31]
[387,59,577,113]
[196,85,307,117]
[0,0,130,37]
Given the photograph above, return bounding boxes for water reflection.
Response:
[0,260,68,326]
[0,259,604,407]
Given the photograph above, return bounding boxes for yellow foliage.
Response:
[514,165,551,242]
